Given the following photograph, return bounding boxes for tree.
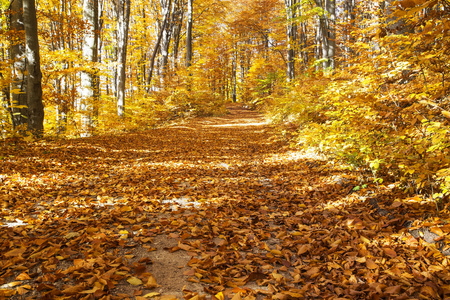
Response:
[314,0,335,70]
[9,0,28,130]
[23,0,44,136]
[284,0,296,81]
[146,0,172,90]
[186,0,193,68]
[116,0,131,117]
[79,0,99,137]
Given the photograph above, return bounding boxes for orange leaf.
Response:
[5,247,26,257]
[383,248,397,258]
[366,259,378,270]
[15,273,31,281]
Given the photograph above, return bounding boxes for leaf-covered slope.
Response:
[0,105,449,299]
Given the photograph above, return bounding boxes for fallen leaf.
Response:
[127,277,143,286]
[143,292,161,298]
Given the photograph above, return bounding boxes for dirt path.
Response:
[0,105,449,299]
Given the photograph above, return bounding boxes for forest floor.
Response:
[1,104,450,299]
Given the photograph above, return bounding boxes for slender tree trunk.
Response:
[160,0,176,86]
[344,0,355,67]
[186,0,193,68]
[315,11,323,71]
[232,41,237,103]
[23,0,44,137]
[285,0,297,81]
[172,2,183,70]
[314,0,335,71]
[325,0,336,69]
[116,0,131,117]
[79,0,98,137]
[9,0,28,130]
[146,0,172,90]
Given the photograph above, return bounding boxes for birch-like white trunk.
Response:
[325,0,336,70]
[116,0,131,117]
[79,0,98,137]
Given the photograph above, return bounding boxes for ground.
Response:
[0,105,450,299]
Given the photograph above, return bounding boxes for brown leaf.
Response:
[5,247,26,257]
[146,275,160,288]
[366,259,378,270]
[383,248,397,258]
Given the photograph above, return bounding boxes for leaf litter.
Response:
[1,105,450,299]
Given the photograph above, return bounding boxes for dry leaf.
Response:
[127,277,143,286]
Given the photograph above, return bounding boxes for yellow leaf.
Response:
[431,227,444,236]
[442,110,450,119]
[146,275,159,288]
[160,296,178,300]
[143,292,161,298]
[65,232,80,239]
[270,249,283,256]
[15,273,31,281]
[360,236,370,244]
[127,277,143,286]
[215,292,224,300]
[120,206,132,212]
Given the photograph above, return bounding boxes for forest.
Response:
[1,0,450,299]
[1,0,450,200]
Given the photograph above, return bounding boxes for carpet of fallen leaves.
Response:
[1,104,450,300]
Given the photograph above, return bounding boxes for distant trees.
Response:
[2,0,444,142]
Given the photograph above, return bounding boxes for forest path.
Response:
[0,104,449,299]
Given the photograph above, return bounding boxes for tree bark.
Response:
[23,0,44,137]
[9,0,28,130]
[116,0,131,117]
[314,0,335,70]
[172,1,183,70]
[146,0,172,90]
[160,0,176,86]
[186,0,193,68]
[79,0,99,137]
[324,0,335,70]
[285,0,297,81]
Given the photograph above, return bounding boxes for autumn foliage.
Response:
[2,0,450,297]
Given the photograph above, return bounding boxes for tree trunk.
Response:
[285,0,297,81]
[9,0,28,130]
[186,0,193,68]
[324,0,336,70]
[172,1,183,70]
[314,0,335,71]
[146,0,172,90]
[160,0,176,86]
[79,0,98,137]
[23,0,44,137]
[232,41,237,103]
[116,0,131,117]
